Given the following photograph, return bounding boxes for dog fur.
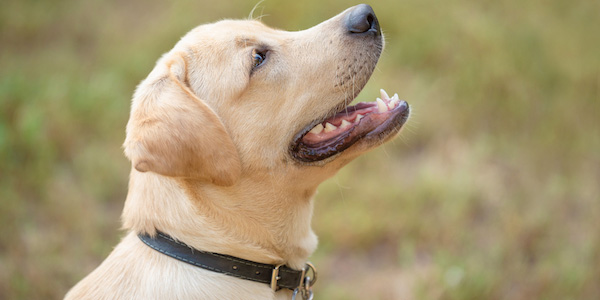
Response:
[66,5,406,300]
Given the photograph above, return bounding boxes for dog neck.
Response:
[122,170,319,270]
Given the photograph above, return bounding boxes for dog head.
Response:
[123,4,410,188]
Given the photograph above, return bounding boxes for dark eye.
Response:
[252,50,267,70]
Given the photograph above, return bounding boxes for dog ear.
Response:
[123,52,241,186]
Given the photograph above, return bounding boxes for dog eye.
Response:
[251,50,267,70]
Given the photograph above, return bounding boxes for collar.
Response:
[138,231,317,293]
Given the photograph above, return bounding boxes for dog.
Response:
[65,4,410,300]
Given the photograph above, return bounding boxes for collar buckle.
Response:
[292,262,317,300]
[303,262,318,288]
[270,264,284,291]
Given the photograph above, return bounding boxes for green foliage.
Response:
[1,0,598,299]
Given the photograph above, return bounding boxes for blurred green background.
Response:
[1,0,598,299]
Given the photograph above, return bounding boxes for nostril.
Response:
[345,4,380,35]
[366,14,375,30]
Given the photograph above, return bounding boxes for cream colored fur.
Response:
[66,6,400,300]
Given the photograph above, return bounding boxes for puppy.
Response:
[66,4,410,300]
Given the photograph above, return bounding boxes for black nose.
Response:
[345,4,380,35]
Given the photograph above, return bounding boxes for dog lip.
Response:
[289,93,409,163]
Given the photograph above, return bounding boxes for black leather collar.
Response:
[138,231,313,291]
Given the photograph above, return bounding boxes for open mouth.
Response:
[290,89,410,162]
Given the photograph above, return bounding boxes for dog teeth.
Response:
[389,99,398,109]
[324,122,337,132]
[309,90,398,136]
[376,98,388,113]
[388,93,400,109]
[340,119,352,129]
[380,89,390,100]
[309,123,324,135]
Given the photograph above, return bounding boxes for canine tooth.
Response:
[376,98,388,113]
[309,124,324,134]
[324,122,337,132]
[388,93,400,109]
[340,119,352,129]
[380,89,390,100]
[355,114,364,122]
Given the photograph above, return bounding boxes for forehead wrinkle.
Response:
[235,37,259,48]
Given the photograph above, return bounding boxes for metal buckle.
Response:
[292,262,318,300]
[305,262,317,287]
[273,262,318,298]
[270,264,284,291]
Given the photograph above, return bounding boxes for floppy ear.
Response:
[123,52,241,186]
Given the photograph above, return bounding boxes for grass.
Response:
[1,0,598,299]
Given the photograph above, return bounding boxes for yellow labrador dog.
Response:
[66,4,409,300]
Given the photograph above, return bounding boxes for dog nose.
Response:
[345,4,380,35]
